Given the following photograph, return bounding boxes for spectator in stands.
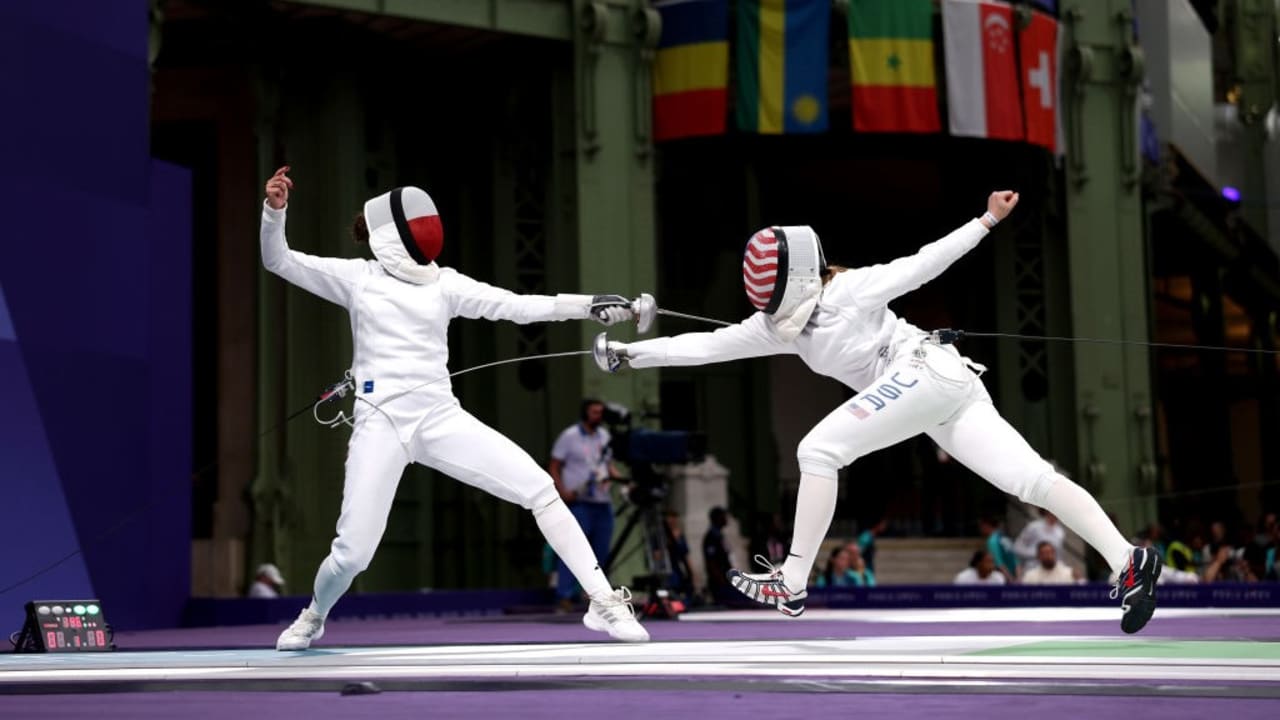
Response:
[248,563,286,598]
[1204,543,1260,583]
[664,510,694,600]
[749,512,789,566]
[1204,520,1230,565]
[1013,509,1066,565]
[978,516,1018,580]
[1265,514,1279,581]
[844,543,875,587]
[817,544,876,588]
[1020,541,1077,584]
[954,550,1007,585]
[704,506,734,604]
[857,518,888,573]
[1252,511,1276,580]
[816,547,853,588]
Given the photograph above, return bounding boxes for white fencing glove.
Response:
[592,332,630,373]
[589,294,634,326]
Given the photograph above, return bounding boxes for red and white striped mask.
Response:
[741,226,826,327]
[743,228,782,312]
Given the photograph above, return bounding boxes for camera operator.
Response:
[550,398,622,610]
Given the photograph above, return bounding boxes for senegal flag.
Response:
[848,0,940,133]
[736,0,829,134]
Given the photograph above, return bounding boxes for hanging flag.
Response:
[942,0,1024,141]
[1018,9,1059,153]
[847,0,940,133]
[653,0,730,142]
[736,0,829,134]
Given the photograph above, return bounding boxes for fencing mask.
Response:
[363,186,444,284]
[742,226,826,341]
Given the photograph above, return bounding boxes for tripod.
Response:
[601,469,687,618]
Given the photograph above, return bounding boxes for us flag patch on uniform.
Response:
[847,402,870,420]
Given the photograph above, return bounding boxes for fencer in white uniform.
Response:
[260,167,648,648]
[597,191,1162,634]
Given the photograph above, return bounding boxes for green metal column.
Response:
[251,72,368,592]
[1061,1,1157,533]
[250,69,287,587]
[569,0,661,416]
[1227,0,1277,239]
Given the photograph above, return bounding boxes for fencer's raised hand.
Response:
[265,166,293,210]
[589,294,634,326]
[986,190,1019,223]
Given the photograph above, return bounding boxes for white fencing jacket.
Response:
[626,219,990,392]
[261,202,592,437]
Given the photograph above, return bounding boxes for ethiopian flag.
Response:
[736,0,829,134]
[848,0,940,133]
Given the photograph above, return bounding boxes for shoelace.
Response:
[749,554,784,578]
[1109,552,1139,601]
[596,587,637,618]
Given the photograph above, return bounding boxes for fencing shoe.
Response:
[1113,546,1162,634]
[727,555,807,617]
[276,607,326,650]
[583,587,650,642]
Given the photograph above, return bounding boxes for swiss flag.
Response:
[943,0,1024,141]
[1019,10,1060,153]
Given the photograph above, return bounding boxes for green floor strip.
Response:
[970,640,1280,660]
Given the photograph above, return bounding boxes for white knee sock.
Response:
[780,472,839,593]
[1040,475,1133,574]
[535,497,612,599]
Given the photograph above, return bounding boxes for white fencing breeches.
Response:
[783,339,1132,590]
[309,403,563,617]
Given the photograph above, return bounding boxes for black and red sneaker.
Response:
[727,555,807,617]
[1112,546,1162,634]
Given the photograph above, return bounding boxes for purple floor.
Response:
[1,690,1278,720]
[5,610,1278,720]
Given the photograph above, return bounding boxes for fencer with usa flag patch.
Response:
[260,172,647,650]
[604,194,1160,633]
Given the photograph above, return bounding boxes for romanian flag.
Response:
[653,0,729,142]
[848,0,940,133]
[736,0,829,134]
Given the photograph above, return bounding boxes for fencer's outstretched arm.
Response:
[443,269,607,325]
[625,312,794,369]
[839,219,988,309]
[840,190,1018,309]
[260,166,369,307]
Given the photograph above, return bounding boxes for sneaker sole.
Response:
[727,571,807,618]
[276,626,324,651]
[582,611,649,642]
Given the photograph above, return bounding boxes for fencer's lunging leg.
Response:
[531,491,611,599]
[413,406,646,641]
[310,413,410,617]
[778,360,965,593]
[414,407,613,598]
[928,400,1132,574]
[780,472,839,593]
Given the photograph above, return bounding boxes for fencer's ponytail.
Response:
[822,265,849,284]
[351,213,369,244]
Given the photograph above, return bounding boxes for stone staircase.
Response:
[819,536,983,585]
